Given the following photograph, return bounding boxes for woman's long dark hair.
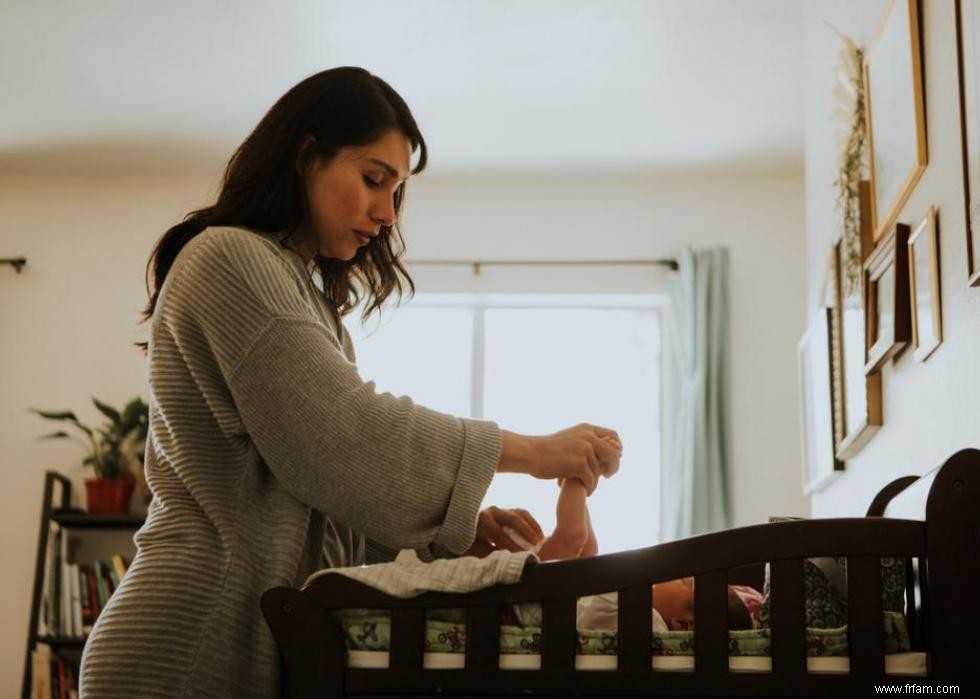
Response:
[136,66,426,352]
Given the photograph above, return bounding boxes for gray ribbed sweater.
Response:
[78,226,503,698]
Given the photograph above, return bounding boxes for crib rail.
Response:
[263,517,929,697]
[295,518,924,609]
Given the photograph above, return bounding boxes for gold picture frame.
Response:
[822,245,847,453]
[864,222,912,374]
[908,207,943,361]
[836,182,883,460]
[864,0,928,244]
[956,0,980,286]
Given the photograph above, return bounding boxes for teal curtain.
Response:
[663,246,732,540]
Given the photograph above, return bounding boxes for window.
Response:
[343,293,664,552]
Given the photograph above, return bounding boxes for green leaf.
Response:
[92,397,122,425]
[28,408,78,422]
[29,408,94,439]
[37,430,71,440]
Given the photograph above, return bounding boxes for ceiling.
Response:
[0,0,805,177]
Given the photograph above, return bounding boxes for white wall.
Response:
[803,0,980,518]
[0,168,806,693]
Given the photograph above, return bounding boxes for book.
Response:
[84,565,100,621]
[94,560,107,611]
[52,654,63,699]
[78,564,94,634]
[68,563,82,639]
[111,553,129,581]
[30,642,51,699]
[101,561,116,598]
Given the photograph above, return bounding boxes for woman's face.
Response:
[300,129,412,261]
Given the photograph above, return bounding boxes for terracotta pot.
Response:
[85,478,135,515]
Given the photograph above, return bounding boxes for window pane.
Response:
[342,307,473,417]
[483,308,661,552]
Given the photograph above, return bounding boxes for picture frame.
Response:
[956,0,980,286]
[908,206,943,361]
[821,244,847,453]
[837,182,883,459]
[864,221,912,374]
[798,307,844,494]
[863,0,928,244]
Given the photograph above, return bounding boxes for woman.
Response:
[79,66,622,698]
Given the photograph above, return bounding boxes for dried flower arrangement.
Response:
[831,35,868,296]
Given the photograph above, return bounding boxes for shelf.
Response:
[51,510,145,529]
[34,636,87,648]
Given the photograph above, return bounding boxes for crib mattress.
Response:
[337,610,912,658]
[346,650,927,675]
[337,610,924,675]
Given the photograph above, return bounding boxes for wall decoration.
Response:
[837,182,883,459]
[956,0,980,286]
[863,0,927,244]
[821,244,847,454]
[864,222,912,374]
[798,307,844,494]
[908,207,943,361]
[833,35,868,296]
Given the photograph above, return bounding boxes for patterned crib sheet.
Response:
[336,610,910,657]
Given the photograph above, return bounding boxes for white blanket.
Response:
[303,547,538,596]
[304,538,668,633]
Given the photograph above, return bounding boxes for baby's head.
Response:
[652,577,752,631]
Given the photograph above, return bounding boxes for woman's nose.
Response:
[371,195,397,228]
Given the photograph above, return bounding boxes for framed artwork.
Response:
[956,0,980,286]
[908,207,943,361]
[864,222,912,374]
[821,245,847,453]
[798,307,844,494]
[863,0,928,244]
[837,182,883,459]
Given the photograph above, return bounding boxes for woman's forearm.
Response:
[495,430,535,474]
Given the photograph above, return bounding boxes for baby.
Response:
[506,443,761,631]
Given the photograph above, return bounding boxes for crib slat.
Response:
[617,586,652,673]
[904,556,919,650]
[541,597,577,670]
[916,556,930,652]
[769,559,806,677]
[846,555,885,680]
[464,605,500,670]
[389,607,425,670]
[693,570,728,676]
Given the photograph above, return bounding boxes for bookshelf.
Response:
[22,471,144,699]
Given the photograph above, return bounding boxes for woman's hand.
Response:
[460,506,545,558]
[497,424,622,495]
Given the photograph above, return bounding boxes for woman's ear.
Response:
[295,135,317,176]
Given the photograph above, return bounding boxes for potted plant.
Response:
[30,396,149,515]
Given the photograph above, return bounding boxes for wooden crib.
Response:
[262,448,980,697]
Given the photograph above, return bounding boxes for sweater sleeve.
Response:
[168,227,502,555]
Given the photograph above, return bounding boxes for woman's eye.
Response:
[363,176,381,189]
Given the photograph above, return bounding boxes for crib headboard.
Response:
[865,448,980,680]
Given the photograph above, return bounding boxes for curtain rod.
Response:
[404,258,678,275]
[1,257,27,273]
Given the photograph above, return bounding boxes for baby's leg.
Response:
[580,508,598,557]
[537,479,591,560]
